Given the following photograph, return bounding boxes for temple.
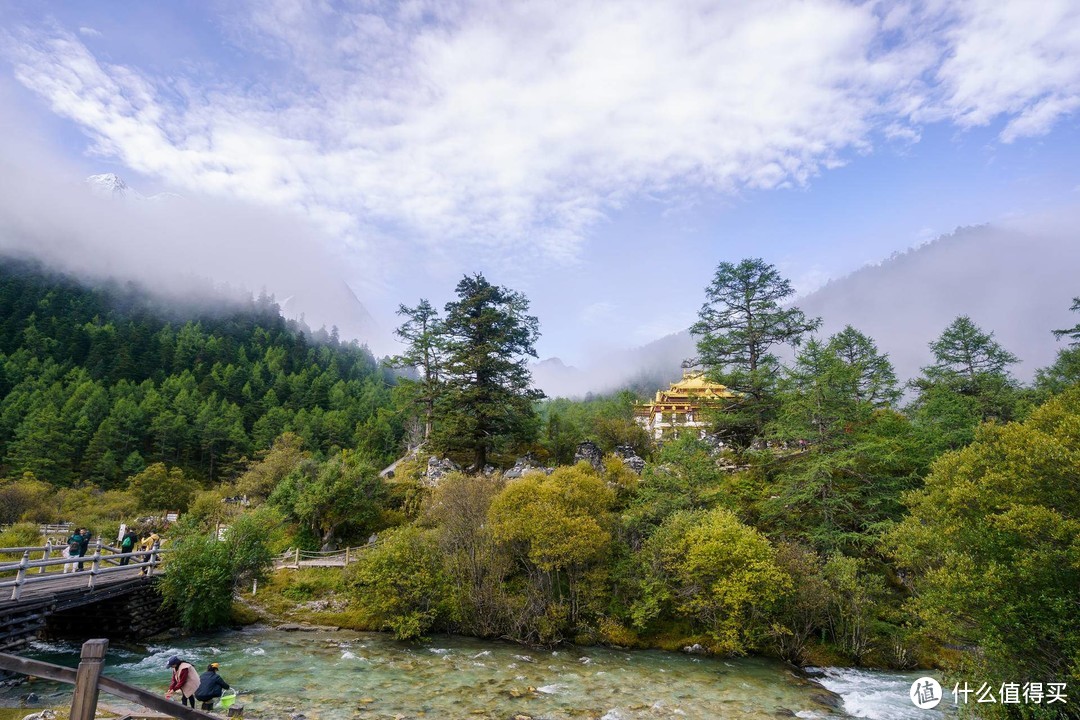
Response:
[634,371,738,440]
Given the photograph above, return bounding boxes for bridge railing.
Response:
[0,540,165,600]
[0,638,220,720]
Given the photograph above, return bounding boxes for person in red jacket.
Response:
[165,656,199,708]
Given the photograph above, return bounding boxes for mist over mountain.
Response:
[536,219,1080,398]
[0,162,384,352]
[798,221,1080,382]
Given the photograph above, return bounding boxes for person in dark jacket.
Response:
[78,528,91,570]
[119,528,139,566]
[194,662,231,711]
[64,529,83,573]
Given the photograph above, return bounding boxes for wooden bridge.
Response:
[0,542,166,651]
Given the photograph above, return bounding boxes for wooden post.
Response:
[294,547,300,568]
[39,541,51,574]
[69,639,108,720]
[148,541,160,577]
[344,546,350,566]
[88,538,102,590]
[11,551,29,600]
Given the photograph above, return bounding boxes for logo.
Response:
[911,677,943,709]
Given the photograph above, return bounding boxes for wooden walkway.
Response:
[274,544,377,570]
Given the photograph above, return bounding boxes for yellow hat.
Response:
[209,662,220,670]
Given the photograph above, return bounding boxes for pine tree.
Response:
[430,274,543,470]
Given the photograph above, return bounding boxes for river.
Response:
[0,627,952,720]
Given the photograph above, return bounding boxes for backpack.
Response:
[121,535,134,551]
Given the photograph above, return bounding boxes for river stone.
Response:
[682,643,707,654]
[276,623,341,631]
[20,711,55,720]
[810,690,845,710]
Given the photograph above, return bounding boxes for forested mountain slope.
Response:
[0,259,401,487]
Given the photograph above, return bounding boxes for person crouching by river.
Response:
[195,662,230,711]
[165,656,199,708]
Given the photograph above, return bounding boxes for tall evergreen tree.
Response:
[690,258,819,443]
[430,274,543,470]
[913,315,1020,426]
[387,299,443,441]
[826,326,899,408]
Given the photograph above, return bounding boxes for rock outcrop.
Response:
[573,441,604,472]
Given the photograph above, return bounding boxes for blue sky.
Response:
[2,1,1080,366]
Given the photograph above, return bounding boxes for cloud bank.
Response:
[0,90,384,351]
[4,0,1080,274]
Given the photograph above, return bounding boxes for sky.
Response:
[1,0,1080,368]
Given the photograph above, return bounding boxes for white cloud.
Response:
[3,0,1080,275]
[928,0,1080,141]
[77,27,101,38]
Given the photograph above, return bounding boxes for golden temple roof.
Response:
[636,371,738,414]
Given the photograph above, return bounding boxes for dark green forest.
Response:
[0,259,402,490]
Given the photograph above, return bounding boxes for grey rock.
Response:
[424,456,461,486]
[573,441,604,472]
[505,454,548,479]
[613,445,646,473]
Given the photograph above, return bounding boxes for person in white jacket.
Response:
[165,656,200,708]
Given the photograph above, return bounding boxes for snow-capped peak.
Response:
[86,173,137,198]
[84,173,180,203]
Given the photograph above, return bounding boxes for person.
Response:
[165,656,199,708]
[67,528,85,572]
[61,539,77,574]
[139,530,161,575]
[194,662,231,711]
[77,528,91,571]
[119,527,139,566]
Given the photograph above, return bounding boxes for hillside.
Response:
[581,223,1080,395]
[797,224,1079,381]
[0,259,401,487]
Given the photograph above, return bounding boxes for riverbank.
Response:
[240,566,876,670]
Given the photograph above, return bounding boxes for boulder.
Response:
[613,445,646,473]
[573,441,604,472]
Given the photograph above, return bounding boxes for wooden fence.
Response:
[0,638,223,720]
[273,543,377,569]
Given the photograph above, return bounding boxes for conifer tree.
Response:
[430,274,543,470]
[690,258,819,443]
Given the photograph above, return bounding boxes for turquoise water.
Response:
[0,627,946,720]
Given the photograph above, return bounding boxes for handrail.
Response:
[0,541,165,600]
[0,639,219,720]
[274,543,380,569]
[0,549,166,573]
